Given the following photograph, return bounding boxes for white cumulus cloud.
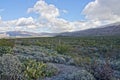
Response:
[28,0,59,20]
[0,17,38,32]
[82,0,120,22]
[27,0,74,33]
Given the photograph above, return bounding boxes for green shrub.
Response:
[23,60,58,80]
[0,39,14,56]
[0,47,13,56]
[23,60,46,79]
[74,56,91,66]
[55,44,70,55]
[0,39,14,47]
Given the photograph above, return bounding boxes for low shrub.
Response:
[23,59,46,79]
[74,56,91,67]
[0,39,14,56]
[45,63,59,77]
[66,70,96,80]
[0,54,22,80]
[90,60,114,80]
[0,47,13,56]
[0,39,15,47]
[55,44,70,55]
[23,60,58,80]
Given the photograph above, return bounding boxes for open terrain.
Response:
[0,36,120,80]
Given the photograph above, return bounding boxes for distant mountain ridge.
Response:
[58,22,120,37]
[6,31,34,37]
[0,22,120,38]
[0,31,59,38]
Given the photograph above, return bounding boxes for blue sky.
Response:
[0,0,119,33]
[0,0,37,20]
[0,0,93,21]
[44,0,94,21]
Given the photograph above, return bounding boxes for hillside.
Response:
[58,22,120,37]
[0,22,120,38]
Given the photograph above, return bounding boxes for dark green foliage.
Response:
[0,39,15,47]
[0,47,13,56]
[0,39,15,56]
[55,44,70,54]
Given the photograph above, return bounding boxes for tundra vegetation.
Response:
[0,36,120,80]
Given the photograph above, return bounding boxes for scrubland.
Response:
[0,36,120,80]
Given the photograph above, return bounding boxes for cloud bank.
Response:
[0,0,120,33]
